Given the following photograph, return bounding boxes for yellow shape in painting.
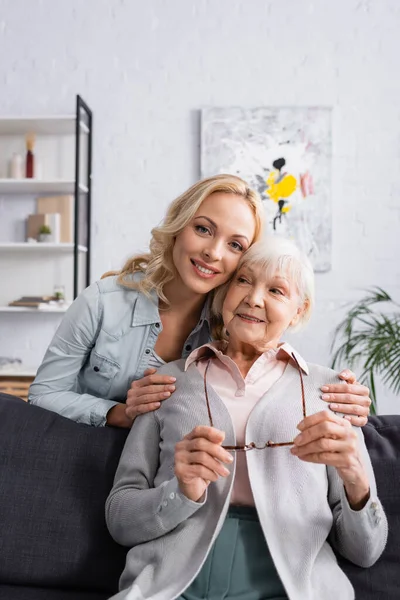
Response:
[266,171,297,203]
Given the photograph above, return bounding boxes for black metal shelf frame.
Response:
[74,95,93,298]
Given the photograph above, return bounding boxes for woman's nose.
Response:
[245,289,264,307]
[202,241,223,261]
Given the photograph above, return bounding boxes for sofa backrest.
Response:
[0,394,129,596]
[338,415,400,599]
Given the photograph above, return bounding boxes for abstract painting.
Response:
[201,107,332,271]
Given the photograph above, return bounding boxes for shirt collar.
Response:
[276,342,309,375]
[130,273,160,327]
[185,340,309,374]
[191,294,211,332]
[185,341,226,371]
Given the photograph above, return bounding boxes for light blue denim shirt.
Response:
[28,274,211,427]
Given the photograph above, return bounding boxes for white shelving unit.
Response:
[0,95,93,376]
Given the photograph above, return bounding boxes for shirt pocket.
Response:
[85,351,121,397]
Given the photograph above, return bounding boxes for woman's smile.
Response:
[190,258,221,279]
[235,313,265,324]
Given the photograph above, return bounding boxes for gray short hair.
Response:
[211,235,315,338]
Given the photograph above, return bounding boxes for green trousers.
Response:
[178,506,288,600]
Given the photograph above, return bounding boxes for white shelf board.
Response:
[0,243,87,253]
[0,116,89,135]
[0,179,88,194]
[0,305,69,314]
[0,367,37,377]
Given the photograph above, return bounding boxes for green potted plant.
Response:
[38,224,52,242]
[331,287,400,414]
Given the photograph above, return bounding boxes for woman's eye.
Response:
[194,225,211,235]
[237,276,250,284]
[229,241,244,252]
[270,288,284,295]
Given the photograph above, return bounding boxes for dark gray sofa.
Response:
[0,393,399,599]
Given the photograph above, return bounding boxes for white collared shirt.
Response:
[185,341,308,505]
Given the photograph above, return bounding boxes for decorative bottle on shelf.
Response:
[9,152,24,179]
[25,133,35,178]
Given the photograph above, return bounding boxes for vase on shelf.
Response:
[38,233,52,242]
[38,224,52,242]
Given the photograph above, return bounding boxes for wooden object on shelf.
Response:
[26,213,61,242]
[0,375,34,401]
[36,196,74,243]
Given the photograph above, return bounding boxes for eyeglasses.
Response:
[202,352,306,451]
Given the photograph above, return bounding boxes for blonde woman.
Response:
[29,175,371,427]
[106,237,387,600]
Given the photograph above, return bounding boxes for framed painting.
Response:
[201,107,332,271]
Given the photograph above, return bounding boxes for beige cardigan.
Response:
[106,358,388,600]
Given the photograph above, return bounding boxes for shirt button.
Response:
[145,349,151,355]
[155,323,160,328]
[169,492,175,500]
[93,366,100,372]
[185,345,192,352]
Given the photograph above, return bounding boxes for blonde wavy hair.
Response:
[211,236,315,340]
[104,174,264,304]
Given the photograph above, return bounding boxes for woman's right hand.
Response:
[125,368,176,422]
[174,426,233,502]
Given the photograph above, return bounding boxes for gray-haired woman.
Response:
[106,236,387,600]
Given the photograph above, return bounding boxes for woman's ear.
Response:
[290,300,309,328]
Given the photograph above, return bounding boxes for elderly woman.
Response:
[106,236,387,600]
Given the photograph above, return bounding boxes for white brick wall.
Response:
[0,0,399,413]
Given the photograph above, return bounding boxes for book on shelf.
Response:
[36,196,74,243]
[26,213,61,243]
[8,295,63,309]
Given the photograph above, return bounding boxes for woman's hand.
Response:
[321,370,371,427]
[291,411,370,509]
[106,403,134,428]
[174,426,233,502]
[125,368,176,422]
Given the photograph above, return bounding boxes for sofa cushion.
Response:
[0,585,108,600]
[0,394,129,595]
[338,415,400,600]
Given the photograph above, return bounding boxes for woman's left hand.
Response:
[291,410,370,509]
[321,370,371,427]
